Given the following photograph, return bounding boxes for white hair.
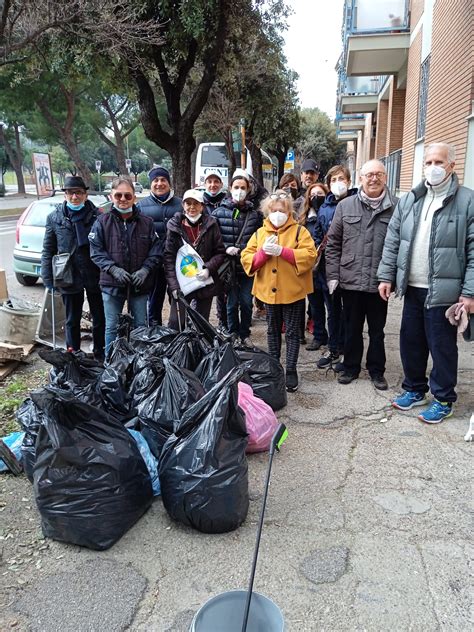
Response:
[360,159,386,176]
[425,143,456,163]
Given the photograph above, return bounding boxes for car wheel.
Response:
[15,272,38,286]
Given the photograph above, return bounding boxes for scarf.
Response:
[359,188,386,210]
[68,208,89,247]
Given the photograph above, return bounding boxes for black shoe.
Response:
[333,361,344,373]
[317,351,342,369]
[306,339,325,351]
[300,335,307,345]
[286,370,298,392]
[371,375,388,390]
[338,372,358,385]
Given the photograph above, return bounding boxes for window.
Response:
[416,55,430,139]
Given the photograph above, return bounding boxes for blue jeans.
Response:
[400,286,458,402]
[102,292,148,353]
[227,274,253,339]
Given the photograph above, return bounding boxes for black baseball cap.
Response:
[301,159,319,173]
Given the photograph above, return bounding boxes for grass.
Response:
[0,371,48,437]
[0,207,25,217]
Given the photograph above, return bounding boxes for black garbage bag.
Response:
[163,330,208,371]
[39,349,103,386]
[16,396,45,483]
[195,340,240,391]
[106,337,136,387]
[68,366,133,423]
[129,325,176,351]
[130,358,166,408]
[159,366,249,534]
[234,346,287,411]
[139,358,205,458]
[32,387,153,550]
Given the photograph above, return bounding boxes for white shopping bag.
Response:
[175,241,213,296]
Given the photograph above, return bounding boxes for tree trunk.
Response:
[247,136,263,186]
[170,129,195,196]
[0,124,25,194]
[224,128,236,177]
[275,149,286,182]
[62,135,93,188]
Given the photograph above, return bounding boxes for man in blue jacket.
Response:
[378,143,473,423]
[137,166,182,325]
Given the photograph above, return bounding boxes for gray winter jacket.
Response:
[377,174,474,308]
[325,189,396,293]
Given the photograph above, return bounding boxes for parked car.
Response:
[13,193,112,286]
[134,182,143,194]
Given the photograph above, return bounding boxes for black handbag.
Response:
[52,245,76,288]
[217,212,251,292]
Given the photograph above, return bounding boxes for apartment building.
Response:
[335,0,474,194]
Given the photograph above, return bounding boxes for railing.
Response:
[348,0,410,34]
[380,149,402,195]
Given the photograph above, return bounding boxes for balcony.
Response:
[338,75,386,114]
[336,114,366,131]
[337,130,359,142]
[344,0,410,76]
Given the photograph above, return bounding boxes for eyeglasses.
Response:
[269,193,289,200]
[65,189,86,196]
[361,172,385,180]
[113,192,134,201]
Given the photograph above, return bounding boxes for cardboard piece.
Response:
[0,269,8,302]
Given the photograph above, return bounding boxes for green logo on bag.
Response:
[180,255,199,277]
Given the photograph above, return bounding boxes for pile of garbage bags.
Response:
[9,304,284,549]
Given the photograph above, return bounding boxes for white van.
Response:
[195,142,276,191]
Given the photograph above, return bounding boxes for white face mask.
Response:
[268,211,288,228]
[114,205,133,215]
[231,188,247,203]
[185,213,202,224]
[424,165,447,186]
[331,182,348,198]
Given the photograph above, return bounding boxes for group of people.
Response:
[41,141,473,423]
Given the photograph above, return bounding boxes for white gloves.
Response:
[196,268,210,281]
[328,280,339,295]
[226,246,240,256]
[262,235,283,257]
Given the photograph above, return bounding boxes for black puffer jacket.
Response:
[203,190,227,215]
[164,213,225,300]
[41,200,101,294]
[89,207,161,294]
[211,198,262,276]
[136,192,183,239]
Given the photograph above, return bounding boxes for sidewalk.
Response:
[0,299,472,631]
[0,193,35,213]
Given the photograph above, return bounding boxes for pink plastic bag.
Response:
[238,382,279,453]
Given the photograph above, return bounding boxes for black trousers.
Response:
[148,266,168,326]
[342,290,388,377]
[265,300,305,372]
[400,286,458,402]
[62,289,105,357]
[169,295,213,332]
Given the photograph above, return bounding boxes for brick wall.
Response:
[410,0,424,31]
[424,0,473,183]
[375,99,389,158]
[400,31,422,191]
[386,84,406,154]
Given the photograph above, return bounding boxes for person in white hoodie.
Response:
[378,143,474,424]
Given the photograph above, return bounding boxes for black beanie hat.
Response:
[148,166,171,185]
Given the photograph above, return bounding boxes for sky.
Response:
[283,0,345,120]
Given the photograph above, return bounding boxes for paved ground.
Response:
[0,299,472,631]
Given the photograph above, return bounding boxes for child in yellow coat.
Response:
[241,191,317,392]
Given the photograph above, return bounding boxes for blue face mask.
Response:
[113,205,133,215]
[66,202,85,212]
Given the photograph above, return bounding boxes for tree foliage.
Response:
[296,108,346,176]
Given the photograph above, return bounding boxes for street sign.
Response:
[95,160,101,172]
[284,149,295,173]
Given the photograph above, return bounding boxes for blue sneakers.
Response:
[392,391,427,410]
[418,400,453,424]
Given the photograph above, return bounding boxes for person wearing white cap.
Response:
[212,169,263,346]
[203,171,227,213]
[164,189,225,330]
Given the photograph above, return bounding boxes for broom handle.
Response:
[241,447,276,632]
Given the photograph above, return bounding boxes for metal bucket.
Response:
[190,589,284,632]
[0,299,41,345]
